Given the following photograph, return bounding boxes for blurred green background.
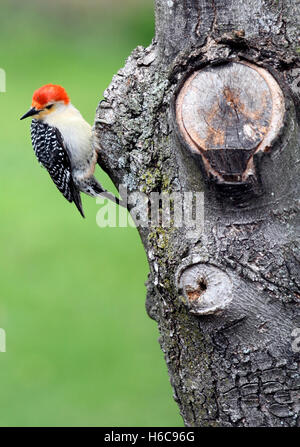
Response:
[0,0,182,427]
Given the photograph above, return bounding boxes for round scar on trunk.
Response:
[178,264,233,315]
[175,61,285,190]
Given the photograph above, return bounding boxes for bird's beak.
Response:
[20,107,39,120]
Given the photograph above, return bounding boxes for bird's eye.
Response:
[45,104,54,110]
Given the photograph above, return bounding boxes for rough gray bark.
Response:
[94,0,300,426]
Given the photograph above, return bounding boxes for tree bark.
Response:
[94,0,300,427]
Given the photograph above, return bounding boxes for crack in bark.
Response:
[211,0,218,35]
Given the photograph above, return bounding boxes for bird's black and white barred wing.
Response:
[30,119,84,217]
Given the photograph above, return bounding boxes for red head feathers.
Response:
[32,84,70,110]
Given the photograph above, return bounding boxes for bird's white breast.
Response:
[44,104,93,167]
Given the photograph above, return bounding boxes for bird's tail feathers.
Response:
[70,181,85,218]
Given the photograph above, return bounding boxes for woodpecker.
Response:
[20,84,125,217]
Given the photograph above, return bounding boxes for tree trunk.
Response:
[94,0,300,427]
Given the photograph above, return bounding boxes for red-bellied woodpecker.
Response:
[20,84,125,217]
